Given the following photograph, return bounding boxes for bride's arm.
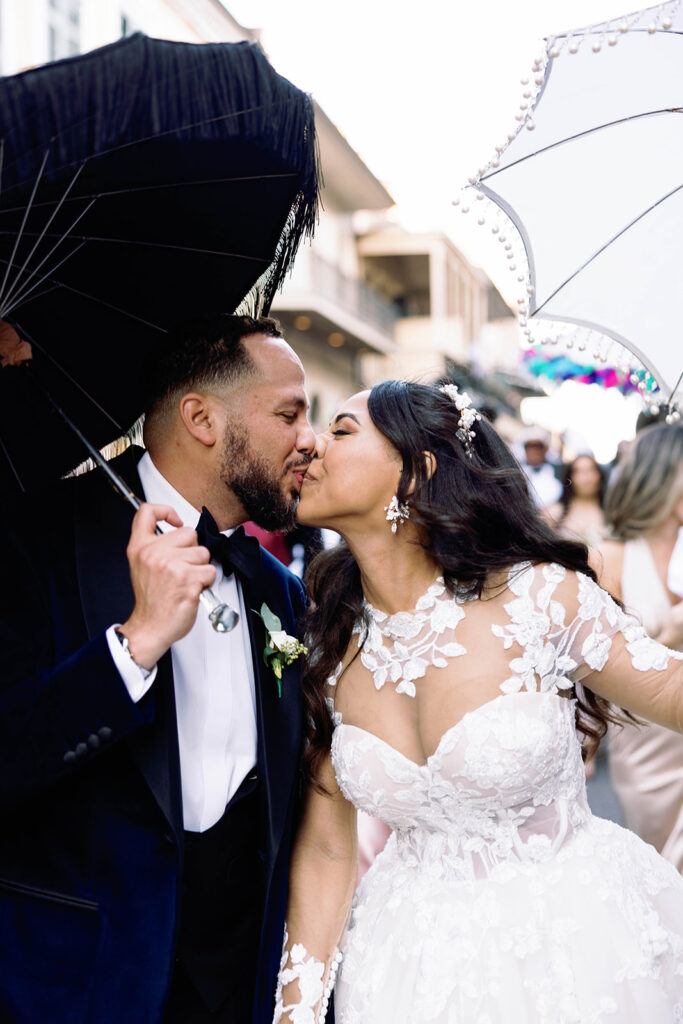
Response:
[274,752,357,1023]
[559,572,683,731]
[581,629,683,731]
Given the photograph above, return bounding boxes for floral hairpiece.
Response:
[439,383,481,459]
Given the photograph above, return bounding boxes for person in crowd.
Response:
[272,381,683,1023]
[544,454,607,548]
[595,422,683,871]
[0,315,315,1024]
[519,425,564,508]
[669,526,683,599]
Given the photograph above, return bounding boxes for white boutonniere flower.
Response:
[254,603,307,697]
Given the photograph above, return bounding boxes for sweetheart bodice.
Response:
[327,562,683,881]
[331,691,591,879]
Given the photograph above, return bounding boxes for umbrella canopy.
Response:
[472,1,683,408]
[0,33,319,494]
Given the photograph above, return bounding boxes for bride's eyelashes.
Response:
[332,429,350,437]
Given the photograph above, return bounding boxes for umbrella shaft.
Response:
[26,366,237,633]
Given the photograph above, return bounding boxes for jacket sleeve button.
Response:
[98,726,112,740]
[87,734,101,750]
[75,742,88,757]
[63,750,77,764]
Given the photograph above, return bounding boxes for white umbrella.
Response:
[470,0,683,410]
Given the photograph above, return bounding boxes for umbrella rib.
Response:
[0,232,272,262]
[0,146,50,302]
[0,434,25,492]
[8,282,59,307]
[0,164,86,308]
[1,186,95,315]
[667,369,683,406]
[15,272,168,334]
[15,323,125,433]
[0,100,291,200]
[483,108,683,179]
[533,180,683,316]
[2,242,88,317]
[0,173,300,216]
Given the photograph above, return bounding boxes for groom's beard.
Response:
[220,419,301,531]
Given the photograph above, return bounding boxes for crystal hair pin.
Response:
[439,383,481,459]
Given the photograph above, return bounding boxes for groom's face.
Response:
[218,334,315,530]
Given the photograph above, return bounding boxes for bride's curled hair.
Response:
[302,380,626,786]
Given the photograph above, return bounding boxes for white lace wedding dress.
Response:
[326,564,683,1024]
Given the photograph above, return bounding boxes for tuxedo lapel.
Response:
[73,447,183,843]
[240,570,302,873]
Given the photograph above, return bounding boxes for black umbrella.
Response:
[0,32,319,496]
[0,33,319,630]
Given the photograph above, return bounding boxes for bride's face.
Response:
[296,391,402,532]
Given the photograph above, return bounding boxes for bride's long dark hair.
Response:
[302,380,627,786]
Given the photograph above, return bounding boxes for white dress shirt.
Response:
[522,462,563,508]
[106,451,257,832]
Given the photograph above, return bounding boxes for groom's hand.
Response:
[119,503,216,669]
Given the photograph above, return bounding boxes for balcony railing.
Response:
[307,251,399,338]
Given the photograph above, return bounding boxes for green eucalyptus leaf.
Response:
[259,603,282,634]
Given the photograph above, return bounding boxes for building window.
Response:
[47,0,81,61]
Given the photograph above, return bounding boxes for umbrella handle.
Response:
[23,365,239,633]
[135,500,242,635]
[122,493,242,634]
[131,496,241,634]
[199,589,240,632]
[148,514,239,632]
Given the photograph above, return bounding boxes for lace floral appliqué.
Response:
[356,577,468,696]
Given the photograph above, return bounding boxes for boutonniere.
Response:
[254,603,308,697]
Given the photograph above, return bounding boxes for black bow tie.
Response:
[195,506,261,581]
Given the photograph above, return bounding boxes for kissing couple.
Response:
[3,314,683,1024]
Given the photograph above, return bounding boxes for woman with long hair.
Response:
[273,381,683,1024]
[596,423,683,870]
[545,453,608,548]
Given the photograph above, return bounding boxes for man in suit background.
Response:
[0,314,315,1023]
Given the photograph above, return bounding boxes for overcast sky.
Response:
[226,0,651,289]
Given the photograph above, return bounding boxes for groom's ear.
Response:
[405,451,437,496]
[178,391,220,448]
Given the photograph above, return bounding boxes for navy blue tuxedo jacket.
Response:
[0,447,305,1023]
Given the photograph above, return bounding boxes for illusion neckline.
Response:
[362,575,445,625]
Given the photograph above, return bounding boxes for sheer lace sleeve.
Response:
[558,570,683,730]
[274,929,343,1024]
[273,752,357,1024]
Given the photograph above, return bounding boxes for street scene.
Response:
[0,1,681,1021]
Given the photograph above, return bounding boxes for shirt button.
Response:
[75,742,88,758]
[87,734,101,750]
[63,750,77,764]
[98,726,112,740]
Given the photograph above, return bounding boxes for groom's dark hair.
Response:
[142,313,282,432]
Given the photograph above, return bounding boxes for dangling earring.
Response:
[384,495,410,533]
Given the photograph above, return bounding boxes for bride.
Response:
[273,380,683,1024]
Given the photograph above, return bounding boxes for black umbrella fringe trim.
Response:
[0,33,320,311]
[254,125,322,315]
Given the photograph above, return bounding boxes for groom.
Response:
[0,315,315,1023]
